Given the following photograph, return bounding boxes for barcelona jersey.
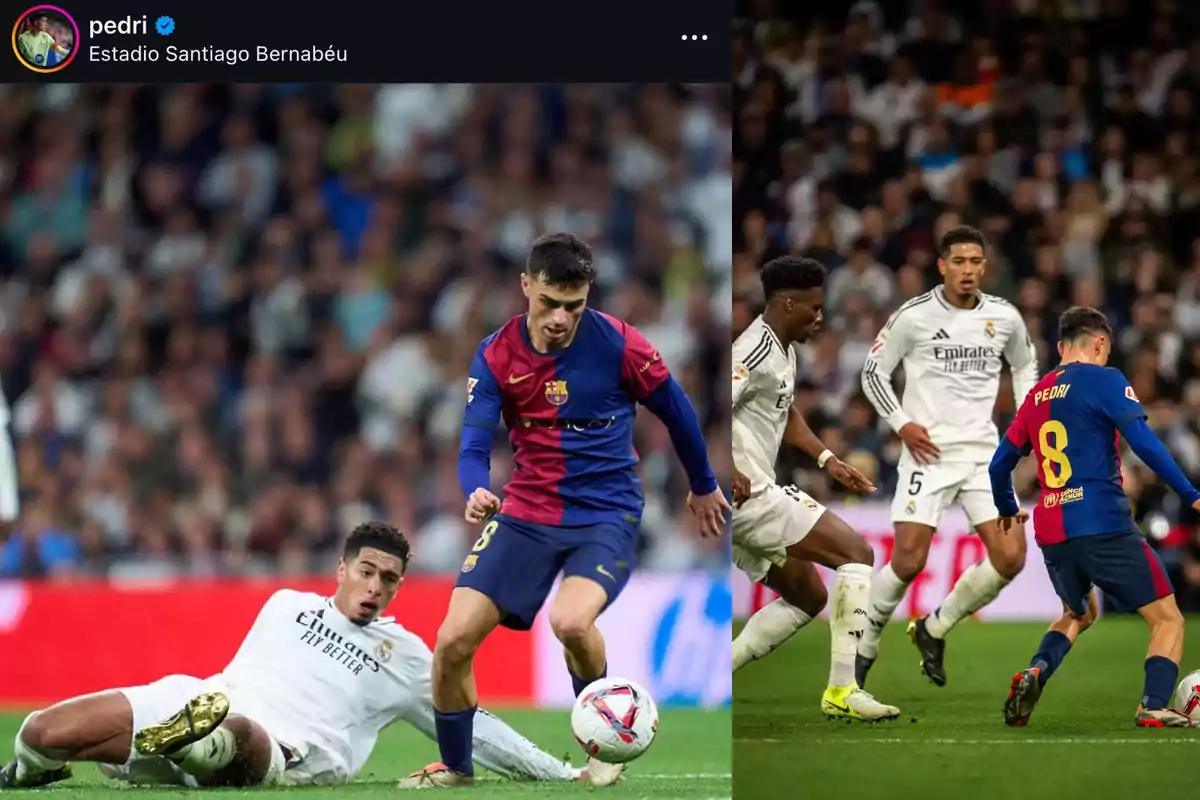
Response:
[461,309,670,527]
[999,363,1148,545]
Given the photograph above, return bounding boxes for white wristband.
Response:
[817,449,834,469]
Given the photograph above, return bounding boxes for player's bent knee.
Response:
[1140,594,1185,630]
[845,534,874,568]
[548,608,595,644]
[434,624,483,668]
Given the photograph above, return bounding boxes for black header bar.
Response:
[2,0,730,82]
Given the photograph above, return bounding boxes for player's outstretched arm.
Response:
[861,305,916,433]
[1004,316,1040,407]
[1118,417,1200,506]
[1095,373,1200,506]
[459,341,504,520]
[989,402,1033,519]
[784,405,875,493]
[623,328,717,497]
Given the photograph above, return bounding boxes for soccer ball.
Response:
[570,677,658,764]
[1174,669,1200,717]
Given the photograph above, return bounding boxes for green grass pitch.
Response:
[734,617,1200,800]
[0,708,730,798]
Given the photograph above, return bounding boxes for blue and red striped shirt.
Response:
[459,309,717,527]
[990,362,1200,546]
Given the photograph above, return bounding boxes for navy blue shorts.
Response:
[455,514,639,630]
[1041,531,1174,616]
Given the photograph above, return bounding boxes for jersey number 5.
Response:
[1037,420,1073,489]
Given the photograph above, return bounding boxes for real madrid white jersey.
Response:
[861,288,1039,463]
[732,316,795,492]
[214,589,432,780]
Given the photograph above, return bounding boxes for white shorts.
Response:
[891,460,1007,530]
[732,483,827,583]
[97,675,288,787]
[0,428,19,523]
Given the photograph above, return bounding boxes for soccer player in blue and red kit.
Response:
[989,306,1200,728]
[401,233,730,788]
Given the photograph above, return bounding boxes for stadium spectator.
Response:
[733,0,1200,609]
[0,83,731,579]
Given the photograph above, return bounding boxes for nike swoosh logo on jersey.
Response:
[508,373,535,384]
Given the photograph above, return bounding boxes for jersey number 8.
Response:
[1037,420,1073,489]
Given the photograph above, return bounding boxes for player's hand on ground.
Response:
[732,469,751,508]
[687,488,730,538]
[898,422,940,464]
[825,458,876,494]
[998,509,1029,533]
[1192,498,1200,514]
[465,488,502,523]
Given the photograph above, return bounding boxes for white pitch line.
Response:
[738,737,1200,746]
[641,772,732,778]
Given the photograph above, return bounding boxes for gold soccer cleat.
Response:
[397,762,474,789]
[133,692,231,757]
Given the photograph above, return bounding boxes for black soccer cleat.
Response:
[1004,667,1043,727]
[855,653,875,689]
[0,758,72,789]
[907,616,947,687]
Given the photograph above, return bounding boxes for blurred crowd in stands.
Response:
[733,0,1200,608]
[0,82,732,579]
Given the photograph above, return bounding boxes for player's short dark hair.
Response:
[760,256,826,300]
[939,225,986,256]
[1058,306,1112,343]
[343,521,411,570]
[526,232,595,287]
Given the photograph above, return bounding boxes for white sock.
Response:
[732,598,813,672]
[829,563,872,688]
[172,727,237,775]
[857,563,909,660]
[14,715,66,783]
[925,559,1010,639]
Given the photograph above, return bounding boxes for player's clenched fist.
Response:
[898,422,941,464]
[465,488,501,523]
[687,488,731,538]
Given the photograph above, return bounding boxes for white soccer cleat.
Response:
[581,757,624,787]
[821,685,900,722]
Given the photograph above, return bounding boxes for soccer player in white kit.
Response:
[856,225,1040,689]
[0,523,610,789]
[731,255,900,722]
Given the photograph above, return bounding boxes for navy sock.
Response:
[433,707,475,776]
[570,663,607,698]
[1142,656,1179,710]
[1029,630,1072,688]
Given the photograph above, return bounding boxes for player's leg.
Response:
[131,698,282,788]
[1005,588,1097,727]
[787,508,900,721]
[913,479,1028,683]
[1085,531,1194,726]
[732,555,826,671]
[855,462,951,686]
[552,522,640,786]
[0,692,129,787]
[415,516,562,787]
[548,576,610,695]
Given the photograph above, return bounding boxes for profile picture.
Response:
[12,5,78,73]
